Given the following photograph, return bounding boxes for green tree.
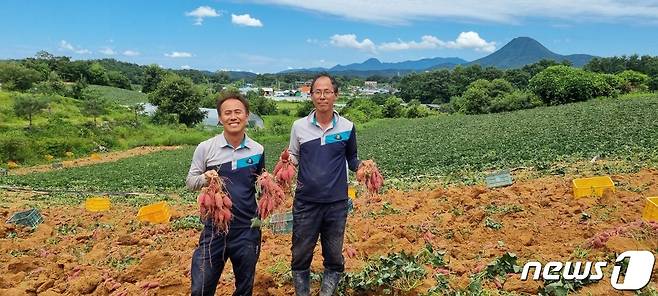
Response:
[13,94,48,128]
[72,78,88,100]
[370,93,389,105]
[451,80,491,114]
[107,71,132,89]
[142,64,164,93]
[0,62,43,91]
[404,99,430,118]
[247,90,278,115]
[617,70,649,93]
[148,74,206,127]
[212,71,231,84]
[82,97,108,125]
[503,68,532,89]
[649,75,658,92]
[88,62,110,85]
[342,98,383,123]
[450,79,517,114]
[529,65,616,105]
[490,90,542,113]
[296,100,315,117]
[382,97,404,118]
[398,69,452,104]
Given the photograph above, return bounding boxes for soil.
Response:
[1,169,657,295]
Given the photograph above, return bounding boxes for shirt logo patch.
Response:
[335,134,342,140]
[247,158,253,164]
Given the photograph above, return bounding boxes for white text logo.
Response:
[520,251,655,290]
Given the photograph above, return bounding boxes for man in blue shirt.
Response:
[186,91,265,296]
[287,74,361,296]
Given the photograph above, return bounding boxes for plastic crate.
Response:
[642,197,658,222]
[268,211,293,234]
[348,186,357,199]
[137,202,171,224]
[572,176,615,198]
[6,208,43,228]
[85,197,111,212]
[485,170,513,188]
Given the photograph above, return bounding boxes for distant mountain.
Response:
[469,37,596,68]
[282,57,467,74]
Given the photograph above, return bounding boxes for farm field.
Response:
[1,96,658,295]
[3,96,658,192]
[0,169,657,295]
[87,85,148,106]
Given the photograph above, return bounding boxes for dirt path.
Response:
[10,146,181,176]
[0,169,657,295]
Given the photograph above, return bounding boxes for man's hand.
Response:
[204,170,218,181]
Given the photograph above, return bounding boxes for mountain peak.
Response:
[363,58,381,64]
[469,37,594,68]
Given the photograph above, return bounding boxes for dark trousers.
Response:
[191,225,261,296]
[291,198,349,273]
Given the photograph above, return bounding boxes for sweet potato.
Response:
[273,148,297,190]
[256,171,286,220]
[197,174,233,233]
[356,160,384,195]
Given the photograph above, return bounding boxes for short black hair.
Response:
[310,73,339,94]
[216,89,250,114]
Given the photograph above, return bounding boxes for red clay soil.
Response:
[1,169,657,295]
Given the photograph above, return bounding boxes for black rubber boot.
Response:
[292,269,310,296]
[319,270,342,296]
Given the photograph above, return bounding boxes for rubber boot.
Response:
[319,270,342,296]
[292,269,310,296]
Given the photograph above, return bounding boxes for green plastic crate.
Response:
[6,208,43,228]
[485,169,513,188]
[268,211,293,234]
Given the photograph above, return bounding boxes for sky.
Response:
[2,0,658,73]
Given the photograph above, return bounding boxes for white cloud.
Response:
[330,34,376,53]
[231,14,263,27]
[181,65,192,69]
[59,40,90,54]
[123,50,141,56]
[186,6,221,25]
[165,51,193,58]
[99,47,116,55]
[445,32,496,52]
[250,0,658,24]
[379,35,443,51]
[330,32,496,53]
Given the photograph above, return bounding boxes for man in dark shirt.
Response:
[287,74,361,296]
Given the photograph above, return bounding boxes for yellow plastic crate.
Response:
[137,201,171,224]
[348,186,357,199]
[642,197,658,222]
[90,153,101,160]
[85,197,111,212]
[572,176,615,198]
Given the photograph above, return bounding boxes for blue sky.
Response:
[2,0,658,73]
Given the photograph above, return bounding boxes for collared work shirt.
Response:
[288,110,360,203]
[186,133,265,228]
